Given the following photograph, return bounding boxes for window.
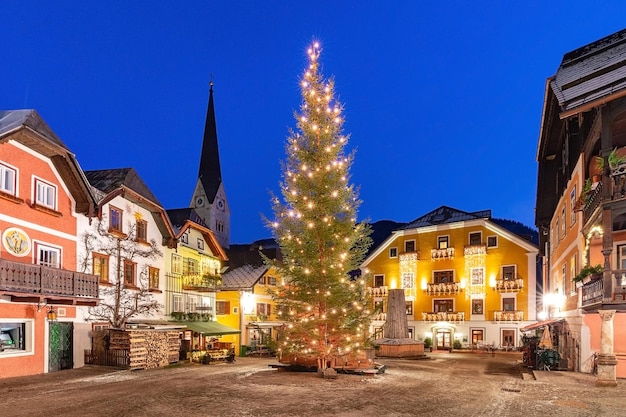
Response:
[471,329,484,346]
[502,265,516,281]
[487,236,498,248]
[0,321,29,354]
[404,240,415,253]
[570,256,577,295]
[434,270,454,283]
[148,266,159,289]
[93,253,109,283]
[109,206,123,233]
[437,236,449,249]
[469,232,481,245]
[471,299,484,315]
[561,206,566,236]
[555,217,560,244]
[257,303,271,317]
[389,247,398,258]
[405,301,413,315]
[374,299,384,313]
[619,245,626,269]
[189,296,197,312]
[401,272,414,289]
[266,276,277,286]
[434,299,453,312]
[197,238,205,250]
[183,258,199,276]
[216,300,230,315]
[502,297,515,311]
[123,260,136,286]
[36,244,60,268]
[35,179,56,209]
[0,163,16,195]
[171,254,182,274]
[570,186,577,226]
[374,274,384,287]
[136,219,147,242]
[173,295,183,312]
[471,268,484,286]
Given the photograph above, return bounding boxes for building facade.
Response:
[536,28,626,382]
[0,110,99,378]
[362,206,538,351]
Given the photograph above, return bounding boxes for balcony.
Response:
[581,270,626,308]
[493,310,523,322]
[0,258,99,305]
[431,247,454,260]
[181,273,222,292]
[464,244,486,256]
[493,278,524,293]
[421,311,465,322]
[425,282,461,295]
[367,286,388,297]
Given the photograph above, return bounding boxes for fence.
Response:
[84,349,130,368]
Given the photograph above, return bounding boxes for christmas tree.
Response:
[269,41,373,371]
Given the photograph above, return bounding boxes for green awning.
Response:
[174,321,240,336]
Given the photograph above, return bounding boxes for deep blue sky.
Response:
[3,2,626,244]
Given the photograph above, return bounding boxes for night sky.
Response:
[3,1,626,243]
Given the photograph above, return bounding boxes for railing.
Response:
[464,244,486,256]
[0,258,99,298]
[84,349,129,367]
[431,248,454,260]
[425,282,461,295]
[181,273,222,292]
[493,310,524,322]
[580,271,626,306]
[367,286,388,297]
[493,278,524,292]
[421,311,465,322]
[372,312,387,321]
[581,277,603,306]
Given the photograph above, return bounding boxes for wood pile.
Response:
[107,329,181,370]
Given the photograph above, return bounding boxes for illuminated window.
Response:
[171,254,182,274]
[148,266,159,289]
[0,162,16,195]
[401,272,414,289]
[434,299,453,312]
[437,236,449,249]
[93,253,109,283]
[502,297,515,311]
[434,270,454,283]
[173,295,183,312]
[502,265,516,281]
[570,186,577,226]
[471,268,484,286]
[405,301,413,315]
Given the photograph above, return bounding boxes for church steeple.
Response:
[190,82,230,249]
[198,82,222,203]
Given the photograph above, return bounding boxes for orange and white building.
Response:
[0,110,99,378]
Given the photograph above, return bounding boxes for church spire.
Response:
[197,81,222,203]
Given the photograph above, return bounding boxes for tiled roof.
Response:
[551,28,626,113]
[220,264,269,289]
[401,206,491,229]
[84,168,162,207]
[166,208,209,234]
[0,109,68,149]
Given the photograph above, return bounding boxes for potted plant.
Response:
[423,337,432,352]
[573,264,603,284]
[596,148,626,173]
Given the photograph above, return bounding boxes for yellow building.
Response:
[217,241,284,356]
[361,206,539,350]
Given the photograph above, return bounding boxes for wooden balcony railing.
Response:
[181,273,222,292]
[425,282,461,295]
[493,278,524,292]
[0,258,99,300]
[581,270,626,306]
[493,310,523,322]
[464,244,486,256]
[421,311,465,322]
[431,247,454,260]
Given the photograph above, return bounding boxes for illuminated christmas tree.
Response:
[269,41,373,371]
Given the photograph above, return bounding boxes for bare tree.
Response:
[80,219,163,329]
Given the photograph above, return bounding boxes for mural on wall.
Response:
[2,227,31,256]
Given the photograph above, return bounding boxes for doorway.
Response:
[49,321,73,372]
[502,330,515,349]
[436,330,451,349]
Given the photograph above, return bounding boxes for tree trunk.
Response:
[383,289,408,339]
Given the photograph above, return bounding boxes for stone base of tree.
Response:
[373,338,425,358]
[278,348,378,372]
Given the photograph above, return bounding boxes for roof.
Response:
[84,168,162,207]
[550,28,626,116]
[167,208,210,234]
[0,109,96,215]
[172,321,240,335]
[401,206,491,229]
[220,264,269,289]
[521,318,564,332]
[226,240,281,269]
[197,83,223,204]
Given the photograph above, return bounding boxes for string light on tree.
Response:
[267,40,373,372]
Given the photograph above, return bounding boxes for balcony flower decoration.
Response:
[573,264,603,284]
[596,148,626,174]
